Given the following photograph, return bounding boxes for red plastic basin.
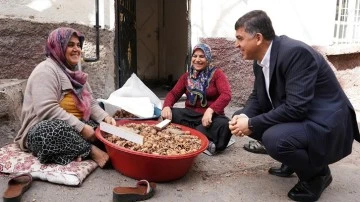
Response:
[95,120,209,182]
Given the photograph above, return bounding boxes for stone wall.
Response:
[200,38,254,108]
[0,18,116,99]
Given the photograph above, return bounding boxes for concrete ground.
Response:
[1,106,360,202]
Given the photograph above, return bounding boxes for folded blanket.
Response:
[0,144,98,186]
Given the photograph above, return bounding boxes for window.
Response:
[333,0,360,44]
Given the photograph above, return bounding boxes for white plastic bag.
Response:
[99,73,162,118]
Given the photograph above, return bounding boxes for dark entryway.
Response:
[115,0,191,95]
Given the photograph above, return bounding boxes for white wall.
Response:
[1,0,337,46]
[0,0,115,30]
[191,0,337,46]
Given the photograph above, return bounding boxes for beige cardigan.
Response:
[15,58,109,150]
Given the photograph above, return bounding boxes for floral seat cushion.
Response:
[0,143,98,186]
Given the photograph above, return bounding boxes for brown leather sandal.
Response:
[3,173,33,202]
[113,180,156,202]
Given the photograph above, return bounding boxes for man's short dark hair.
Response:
[235,10,275,40]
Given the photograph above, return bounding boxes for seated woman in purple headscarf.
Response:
[161,43,232,155]
[15,27,115,168]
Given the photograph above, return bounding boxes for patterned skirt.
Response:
[26,119,98,165]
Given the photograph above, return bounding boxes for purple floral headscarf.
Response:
[46,27,91,121]
[187,43,217,107]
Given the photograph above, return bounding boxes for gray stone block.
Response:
[0,79,27,141]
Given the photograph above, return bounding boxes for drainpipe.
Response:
[84,0,101,62]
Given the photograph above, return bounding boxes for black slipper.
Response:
[243,140,267,154]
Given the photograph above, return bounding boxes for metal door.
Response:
[115,0,137,87]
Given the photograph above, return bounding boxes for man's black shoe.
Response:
[288,168,332,201]
[268,164,295,177]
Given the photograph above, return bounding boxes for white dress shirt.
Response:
[257,41,273,106]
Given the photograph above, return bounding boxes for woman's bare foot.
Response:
[90,145,109,168]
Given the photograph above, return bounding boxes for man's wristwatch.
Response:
[248,118,254,131]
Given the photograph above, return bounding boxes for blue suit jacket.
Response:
[244,35,360,166]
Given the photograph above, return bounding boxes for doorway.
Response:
[115,0,190,98]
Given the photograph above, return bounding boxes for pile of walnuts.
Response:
[104,123,202,156]
[113,109,138,119]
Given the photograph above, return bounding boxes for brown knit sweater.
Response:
[15,58,109,151]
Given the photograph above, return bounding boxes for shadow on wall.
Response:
[327,53,360,71]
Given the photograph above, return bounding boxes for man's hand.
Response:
[202,108,214,127]
[232,113,248,120]
[80,124,96,142]
[229,116,252,137]
[161,107,172,120]
[104,116,116,125]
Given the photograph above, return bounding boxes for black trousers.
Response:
[232,109,327,181]
[172,108,232,151]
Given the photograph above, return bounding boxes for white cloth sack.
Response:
[99,73,162,118]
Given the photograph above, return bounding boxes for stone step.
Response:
[0,79,27,141]
[0,79,26,118]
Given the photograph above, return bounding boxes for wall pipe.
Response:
[84,0,101,62]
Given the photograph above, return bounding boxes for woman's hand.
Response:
[161,107,172,120]
[103,116,116,125]
[81,124,96,142]
[202,108,214,127]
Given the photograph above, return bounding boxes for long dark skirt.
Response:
[171,108,232,151]
[26,119,98,165]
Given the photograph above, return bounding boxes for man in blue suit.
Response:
[229,10,360,201]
